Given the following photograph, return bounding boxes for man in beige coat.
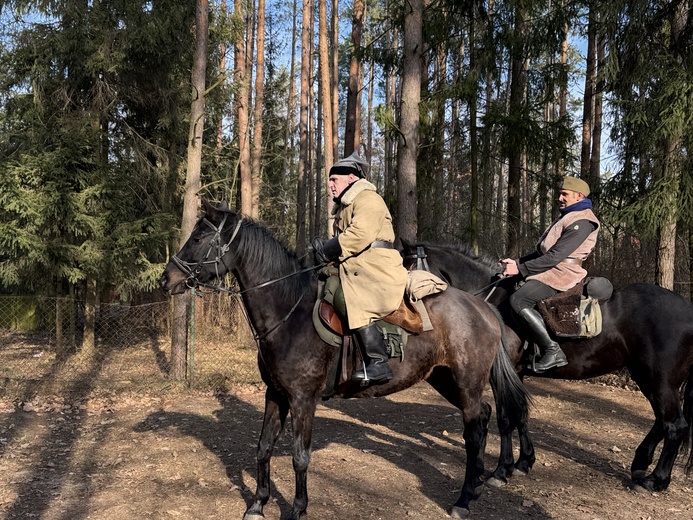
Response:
[501,176,599,372]
[313,152,408,385]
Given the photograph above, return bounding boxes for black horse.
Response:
[401,240,693,493]
[160,201,530,520]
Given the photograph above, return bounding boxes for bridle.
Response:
[171,213,242,290]
[170,213,323,342]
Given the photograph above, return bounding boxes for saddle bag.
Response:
[537,277,612,338]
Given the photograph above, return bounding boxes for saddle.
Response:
[536,277,613,338]
[313,268,448,399]
[313,299,411,399]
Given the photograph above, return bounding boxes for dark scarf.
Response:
[560,198,593,216]
[333,180,357,204]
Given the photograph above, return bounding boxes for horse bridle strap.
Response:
[172,215,243,288]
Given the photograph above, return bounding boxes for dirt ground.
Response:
[1,377,692,520]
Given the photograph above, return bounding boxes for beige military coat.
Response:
[332,179,408,329]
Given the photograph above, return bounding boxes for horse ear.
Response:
[201,198,224,224]
[218,200,229,210]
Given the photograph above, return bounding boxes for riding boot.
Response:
[518,308,568,373]
[351,323,393,385]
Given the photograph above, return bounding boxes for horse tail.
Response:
[683,368,693,476]
[489,308,532,425]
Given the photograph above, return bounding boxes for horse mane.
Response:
[228,213,313,301]
[419,241,499,272]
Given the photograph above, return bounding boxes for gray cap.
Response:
[329,152,370,179]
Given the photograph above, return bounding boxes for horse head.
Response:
[159,199,242,295]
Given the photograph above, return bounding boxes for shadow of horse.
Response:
[134,389,552,520]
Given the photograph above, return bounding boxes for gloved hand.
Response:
[312,236,342,264]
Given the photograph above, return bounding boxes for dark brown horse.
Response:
[401,240,693,492]
[159,201,530,519]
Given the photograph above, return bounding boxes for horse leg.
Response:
[486,400,517,486]
[633,391,688,492]
[426,368,489,491]
[450,395,490,520]
[630,418,663,483]
[244,388,290,520]
[514,419,536,476]
[286,393,319,520]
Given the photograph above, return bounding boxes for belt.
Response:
[561,258,583,266]
[370,240,394,249]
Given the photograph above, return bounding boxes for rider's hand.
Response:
[312,237,342,265]
[500,258,519,276]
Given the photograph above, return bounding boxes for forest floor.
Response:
[1,377,692,520]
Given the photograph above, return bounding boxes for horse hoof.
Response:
[631,469,647,480]
[632,483,652,495]
[449,506,470,519]
[243,513,265,520]
[512,467,528,477]
[485,476,506,488]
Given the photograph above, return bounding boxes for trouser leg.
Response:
[510,280,567,373]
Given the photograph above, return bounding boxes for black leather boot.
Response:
[351,323,393,385]
[519,307,568,373]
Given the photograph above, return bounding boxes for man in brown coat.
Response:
[313,152,408,385]
[501,176,600,372]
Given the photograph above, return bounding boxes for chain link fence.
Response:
[0,291,259,399]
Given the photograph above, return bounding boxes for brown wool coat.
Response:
[528,208,600,291]
[332,179,408,329]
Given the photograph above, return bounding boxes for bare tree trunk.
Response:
[295,0,312,253]
[318,0,334,234]
[215,0,227,166]
[344,0,364,156]
[588,23,604,207]
[367,63,374,182]
[83,277,97,355]
[330,0,339,161]
[281,0,299,232]
[384,10,398,202]
[580,5,596,179]
[555,13,568,180]
[656,137,681,290]
[172,0,209,380]
[469,7,479,253]
[506,4,526,257]
[397,0,422,242]
[236,0,252,214]
[655,1,686,290]
[250,0,266,219]
[481,0,495,246]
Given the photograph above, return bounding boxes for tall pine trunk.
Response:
[344,0,364,156]
[295,0,312,253]
[250,0,266,219]
[318,0,334,235]
[580,4,596,179]
[236,0,252,214]
[506,4,526,257]
[172,0,208,380]
[397,0,422,242]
